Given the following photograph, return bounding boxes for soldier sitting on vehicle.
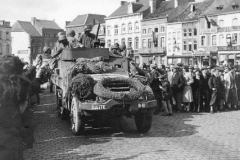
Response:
[67,29,79,48]
[78,24,96,48]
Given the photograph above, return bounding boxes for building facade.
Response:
[0,20,11,56]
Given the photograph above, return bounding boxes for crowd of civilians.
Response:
[146,63,240,116]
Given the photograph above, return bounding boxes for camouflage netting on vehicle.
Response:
[67,57,107,78]
[69,74,95,100]
[94,77,145,101]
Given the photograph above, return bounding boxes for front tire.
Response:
[135,109,153,133]
[71,97,85,136]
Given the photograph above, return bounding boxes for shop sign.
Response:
[218,46,240,51]
[201,28,217,34]
[218,26,240,32]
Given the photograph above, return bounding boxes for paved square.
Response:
[24,91,240,160]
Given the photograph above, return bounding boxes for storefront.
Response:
[218,46,240,65]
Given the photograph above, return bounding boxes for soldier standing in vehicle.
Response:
[51,35,69,58]
[67,29,79,48]
[78,24,96,48]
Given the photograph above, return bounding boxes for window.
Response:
[212,35,217,46]
[232,18,238,26]
[107,26,111,35]
[168,32,171,40]
[142,39,147,48]
[128,23,132,33]
[38,39,41,43]
[183,29,187,37]
[172,32,176,40]
[32,47,36,54]
[194,28,197,36]
[160,26,165,32]
[207,21,211,29]
[49,34,53,38]
[135,37,139,49]
[54,34,57,38]
[168,43,171,52]
[219,34,224,45]
[32,39,35,43]
[226,34,232,46]
[148,39,152,48]
[44,34,48,37]
[0,31,2,39]
[148,28,152,33]
[232,33,237,44]
[142,28,146,34]
[219,20,224,27]
[183,41,187,51]
[122,24,126,34]
[201,36,206,46]
[135,22,139,32]
[194,40,197,50]
[189,29,192,37]
[38,47,41,53]
[49,42,53,47]
[114,25,118,35]
[121,38,125,44]
[107,40,111,48]
[0,43,2,54]
[128,38,132,48]
[160,37,165,47]
[154,27,158,33]
[188,43,192,51]
[153,37,158,47]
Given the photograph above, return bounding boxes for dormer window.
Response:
[128,3,133,14]
[232,3,239,9]
[216,5,224,10]
[191,4,196,12]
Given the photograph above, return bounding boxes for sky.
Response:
[2,0,131,29]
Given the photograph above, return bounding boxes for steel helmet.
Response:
[112,43,119,49]
[67,29,76,37]
[57,32,64,37]
[58,35,67,41]
[43,46,51,53]
[84,25,92,31]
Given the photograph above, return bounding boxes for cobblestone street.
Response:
[24,91,240,160]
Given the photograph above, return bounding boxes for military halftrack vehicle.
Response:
[51,48,156,135]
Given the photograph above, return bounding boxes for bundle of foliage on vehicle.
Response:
[0,55,31,160]
[67,57,110,78]
[94,77,145,101]
[40,67,53,84]
[69,74,95,100]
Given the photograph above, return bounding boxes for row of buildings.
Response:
[104,0,240,67]
[1,0,240,67]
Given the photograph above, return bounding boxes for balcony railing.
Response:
[138,47,166,54]
[218,26,240,32]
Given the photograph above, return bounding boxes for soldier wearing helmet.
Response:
[67,29,79,48]
[51,35,69,58]
[78,24,96,48]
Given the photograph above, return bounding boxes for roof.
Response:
[66,14,106,27]
[201,0,239,16]
[170,0,215,23]
[108,0,151,18]
[143,0,195,22]
[35,19,62,30]
[11,21,41,37]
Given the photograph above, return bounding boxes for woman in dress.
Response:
[182,66,194,112]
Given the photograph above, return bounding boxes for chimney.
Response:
[149,0,157,13]
[121,1,127,6]
[31,17,36,26]
[135,0,140,2]
[174,0,178,8]
[65,21,71,26]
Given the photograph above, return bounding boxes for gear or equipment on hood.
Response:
[67,29,76,37]
[43,46,51,53]
[84,24,92,31]
[58,35,67,41]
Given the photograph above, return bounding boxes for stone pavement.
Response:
[24,91,240,160]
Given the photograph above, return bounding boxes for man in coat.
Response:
[78,25,96,48]
[168,65,185,112]
[201,67,211,111]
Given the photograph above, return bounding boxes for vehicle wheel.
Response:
[71,97,85,136]
[135,109,153,133]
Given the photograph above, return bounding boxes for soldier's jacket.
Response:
[51,41,69,58]
[78,32,96,48]
[67,37,79,48]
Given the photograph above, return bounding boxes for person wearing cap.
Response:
[208,68,224,113]
[78,24,96,48]
[159,74,173,116]
[51,35,69,58]
[67,29,79,48]
[201,66,211,111]
[168,64,185,112]
[109,43,122,57]
[149,64,162,114]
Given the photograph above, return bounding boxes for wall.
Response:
[42,29,63,50]
[105,14,142,50]
[11,32,29,62]
[167,23,183,56]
